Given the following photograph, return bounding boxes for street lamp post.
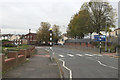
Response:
[101,4,108,52]
[116,32,120,56]
[105,18,107,52]
[100,36,102,54]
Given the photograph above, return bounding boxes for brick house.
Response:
[109,28,120,44]
[22,33,37,45]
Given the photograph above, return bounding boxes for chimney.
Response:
[29,29,31,33]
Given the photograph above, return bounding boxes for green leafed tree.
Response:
[67,1,117,39]
[81,1,117,34]
[67,14,78,38]
[67,10,92,39]
[52,24,61,43]
[37,22,51,44]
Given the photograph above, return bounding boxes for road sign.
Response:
[94,35,106,42]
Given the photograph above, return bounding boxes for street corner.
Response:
[102,53,118,58]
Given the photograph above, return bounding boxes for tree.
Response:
[37,22,51,44]
[76,10,92,39]
[67,10,92,39]
[81,1,117,34]
[67,1,117,39]
[67,14,78,38]
[52,24,61,43]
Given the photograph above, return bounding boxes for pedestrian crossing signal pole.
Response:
[50,28,53,49]
[49,28,54,61]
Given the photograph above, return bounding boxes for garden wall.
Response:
[1,46,35,72]
[64,42,94,48]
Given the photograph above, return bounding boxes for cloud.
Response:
[0,0,119,34]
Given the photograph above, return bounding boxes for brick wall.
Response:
[65,42,94,48]
[2,46,35,72]
[2,41,13,46]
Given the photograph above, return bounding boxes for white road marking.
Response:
[67,54,74,57]
[84,55,118,70]
[36,47,43,48]
[85,54,93,56]
[97,54,102,56]
[45,49,49,52]
[59,59,72,80]
[50,47,52,50]
[97,61,118,70]
[76,54,83,56]
[59,55,64,58]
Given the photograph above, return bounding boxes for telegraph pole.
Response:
[105,18,107,52]
[100,36,102,54]
[29,29,31,45]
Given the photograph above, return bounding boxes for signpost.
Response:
[94,35,106,53]
[94,35,106,42]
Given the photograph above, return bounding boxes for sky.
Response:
[0,0,119,34]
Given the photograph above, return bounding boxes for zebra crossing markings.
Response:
[85,54,94,56]
[67,54,74,57]
[45,49,49,52]
[58,54,102,58]
[59,55,64,58]
[76,54,83,56]
[97,54,102,56]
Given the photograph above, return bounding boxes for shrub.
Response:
[116,45,120,48]
[18,44,22,46]
[4,43,17,47]
[2,39,9,42]
[2,48,8,57]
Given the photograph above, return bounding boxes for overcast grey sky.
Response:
[0,0,119,34]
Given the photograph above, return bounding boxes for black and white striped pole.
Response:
[50,28,53,50]
[49,28,54,61]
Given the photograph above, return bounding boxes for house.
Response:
[10,34,22,41]
[2,34,23,45]
[109,28,120,44]
[58,33,68,45]
[110,28,120,37]
[2,34,13,40]
[22,33,37,45]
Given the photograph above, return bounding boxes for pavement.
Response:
[2,47,60,79]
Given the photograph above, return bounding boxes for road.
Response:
[44,46,118,78]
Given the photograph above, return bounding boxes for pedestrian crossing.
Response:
[67,54,74,57]
[76,54,83,57]
[59,55,64,58]
[58,54,103,58]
